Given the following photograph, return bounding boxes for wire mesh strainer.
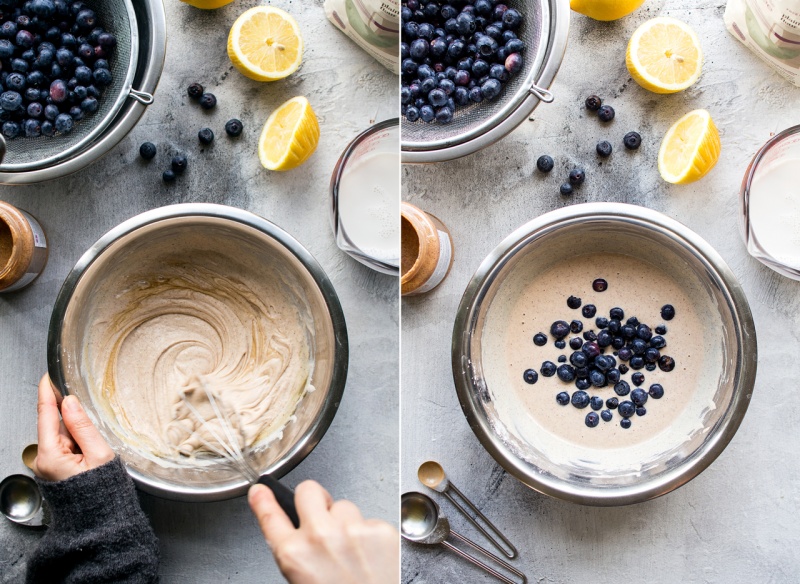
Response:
[0,0,151,172]
[401,0,570,163]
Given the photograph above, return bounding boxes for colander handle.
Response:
[528,84,554,104]
[257,473,301,528]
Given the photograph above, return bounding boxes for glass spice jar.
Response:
[0,201,48,293]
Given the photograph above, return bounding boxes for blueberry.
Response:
[523,368,538,384]
[410,38,429,60]
[585,411,600,428]
[488,63,508,81]
[505,38,524,53]
[26,101,42,118]
[609,308,624,321]
[541,361,557,377]
[582,342,601,359]
[621,324,636,339]
[419,105,435,122]
[199,92,216,110]
[438,78,455,95]
[619,364,629,374]
[559,183,573,196]
[25,88,40,102]
[645,363,657,371]
[54,113,73,133]
[11,58,28,73]
[75,8,96,29]
[630,387,648,406]
[556,392,570,406]
[594,355,613,372]
[1,120,18,138]
[505,53,523,75]
[0,91,22,111]
[428,88,447,107]
[569,337,583,350]
[650,335,666,349]
[589,369,606,387]
[472,59,490,77]
[614,380,630,396]
[6,73,25,92]
[92,68,112,86]
[655,324,667,335]
[607,368,621,383]
[98,32,116,48]
[567,295,581,309]
[139,142,156,160]
[550,320,570,339]
[476,34,498,57]
[0,39,13,59]
[597,330,612,347]
[554,339,566,349]
[630,338,647,355]
[612,336,625,350]
[49,79,67,103]
[595,316,609,329]
[15,30,34,49]
[41,120,54,136]
[454,70,470,87]
[648,384,664,399]
[618,347,632,361]
[198,127,214,145]
[556,364,576,382]
[629,356,645,370]
[435,106,453,123]
[636,407,647,417]
[620,418,632,429]
[447,39,465,60]
[632,372,645,388]
[585,95,602,111]
[78,43,93,60]
[644,348,660,363]
[69,105,85,121]
[658,355,676,372]
[590,396,603,411]
[571,390,590,409]
[481,78,502,100]
[661,304,675,320]
[557,355,567,363]
[596,140,612,157]
[171,155,188,174]
[581,304,596,318]
[162,169,176,183]
[601,409,613,422]
[583,330,597,342]
[74,65,92,85]
[405,106,420,122]
[569,320,583,334]
[618,400,635,418]
[569,351,588,368]
[533,332,547,346]
[0,22,16,39]
[569,168,585,186]
[598,105,615,122]
[634,324,651,342]
[44,104,59,121]
[624,131,642,150]
[74,85,88,100]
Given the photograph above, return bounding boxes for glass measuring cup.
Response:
[330,119,399,276]
[740,125,800,280]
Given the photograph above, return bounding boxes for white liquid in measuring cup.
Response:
[337,151,399,264]
[749,156,800,268]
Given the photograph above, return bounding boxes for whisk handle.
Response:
[257,474,300,528]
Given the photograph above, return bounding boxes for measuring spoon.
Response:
[418,460,517,558]
[401,491,526,584]
[0,474,47,528]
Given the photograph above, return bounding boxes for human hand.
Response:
[32,373,115,482]
[248,480,399,584]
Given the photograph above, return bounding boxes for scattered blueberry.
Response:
[581,304,596,318]
[139,142,156,160]
[533,333,548,346]
[629,356,645,370]
[655,324,667,335]
[557,355,567,363]
[597,105,615,122]
[585,95,602,111]
[592,278,608,292]
[585,411,599,427]
[618,363,629,375]
[648,384,664,399]
[631,388,648,406]
[606,368,621,383]
[537,154,554,173]
[171,155,188,174]
[556,392,570,406]
[614,380,630,396]
[575,378,591,390]
[600,409,613,422]
[595,317,609,329]
[590,396,603,411]
[569,168,585,186]
[560,182,573,196]
[658,355,676,372]
[650,336,666,349]
[589,369,606,387]
[661,304,675,320]
[631,372,645,386]
[571,390,590,409]
[198,127,214,145]
[583,330,598,342]
[620,418,632,429]
[569,337,583,350]
[523,369,538,384]
[199,93,216,110]
[623,131,642,150]
[618,400,635,418]
[162,169,176,183]
[569,320,583,334]
[541,361,557,377]
[556,364,576,382]
[225,119,243,137]
[606,397,619,409]
[554,339,566,349]
[596,140,612,157]
[645,363,657,371]
[550,320,570,339]
[636,407,647,417]
[567,295,581,309]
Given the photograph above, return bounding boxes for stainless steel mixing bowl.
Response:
[47,204,348,502]
[452,203,757,506]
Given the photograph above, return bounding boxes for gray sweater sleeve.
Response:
[26,457,160,584]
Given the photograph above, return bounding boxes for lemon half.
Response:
[658,109,720,184]
[259,97,320,171]
[228,6,303,82]
[180,0,235,9]
[627,17,703,94]
[570,0,645,21]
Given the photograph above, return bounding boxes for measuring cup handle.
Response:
[441,540,526,584]
[257,474,300,528]
[445,483,518,558]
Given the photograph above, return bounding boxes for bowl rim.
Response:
[47,203,349,502]
[452,202,757,506]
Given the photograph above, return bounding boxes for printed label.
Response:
[18,210,47,249]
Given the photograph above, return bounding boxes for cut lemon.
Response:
[259,97,320,171]
[180,0,235,9]
[626,17,703,94]
[228,6,303,82]
[658,109,720,184]
[570,0,645,21]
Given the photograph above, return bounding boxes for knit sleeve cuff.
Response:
[36,456,143,533]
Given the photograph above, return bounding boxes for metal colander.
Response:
[0,0,149,172]
[401,0,570,163]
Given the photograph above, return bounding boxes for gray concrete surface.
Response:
[0,1,398,582]
[402,1,800,582]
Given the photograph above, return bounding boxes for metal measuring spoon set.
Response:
[402,461,526,584]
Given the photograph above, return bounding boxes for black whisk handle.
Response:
[257,474,300,528]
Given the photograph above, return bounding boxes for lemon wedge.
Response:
[228,6,303,82]
[180,0,234,9]
[259,97,320,171]
[570,0,645,21]
[626,17,703,94]
[658,109,720,184]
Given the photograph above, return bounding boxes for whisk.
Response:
[180,379,301,527]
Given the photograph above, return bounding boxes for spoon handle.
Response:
[257,474,300,528]
[444,482,518,558]
[442,533,526,584]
